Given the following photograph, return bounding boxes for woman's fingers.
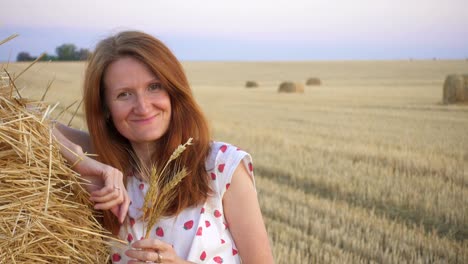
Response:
[126,239,174,263]
[132,239,167,250]
[91,184,129,223]
[111,192,130,223]
[90,186,121,202]
[126,249,161,263]
[91,167,123,196]
[118,192,130,223]
[80,163,130,223]
[89,185,116,197]
[93,197,123,210]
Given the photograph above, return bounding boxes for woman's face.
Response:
[103,56,171,149]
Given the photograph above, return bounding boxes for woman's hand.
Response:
[126,239,192,264]
[51,122,129,223]
[75,157,130,224]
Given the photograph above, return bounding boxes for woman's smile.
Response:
[131,114,158,124]
[103,56,172,148]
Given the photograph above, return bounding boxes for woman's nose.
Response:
[134,95,150,114]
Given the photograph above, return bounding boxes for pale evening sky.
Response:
[1,0,467,61]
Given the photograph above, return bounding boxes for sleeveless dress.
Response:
[109,141,255,263]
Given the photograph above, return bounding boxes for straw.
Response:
[0,67,123,263]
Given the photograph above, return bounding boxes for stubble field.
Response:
[4,60,468,263]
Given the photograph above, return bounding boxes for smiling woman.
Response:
[103,56,172,160]
[52,30,274,264]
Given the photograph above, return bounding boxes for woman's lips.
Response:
[131,114,157,124]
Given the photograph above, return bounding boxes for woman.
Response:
[53,31,274,263]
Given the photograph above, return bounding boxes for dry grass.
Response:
[4,59,468,263]
[0,69,117,262]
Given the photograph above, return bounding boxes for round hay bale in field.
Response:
[245,81,259,88]
[443,74,466,104]
[463,74,468,101]
[278,81,304,93]
[0,77,120,262]
[306,77,322,86]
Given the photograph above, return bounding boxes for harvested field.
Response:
[4,59,468,263]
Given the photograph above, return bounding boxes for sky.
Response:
[1,0,468,61]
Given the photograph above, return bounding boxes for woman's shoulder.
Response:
[209,141,243,152]
[209,141,250,152]
[205,141,250,168]
[205,141,254,195]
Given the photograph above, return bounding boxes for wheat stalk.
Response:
[142,138,193,238]
[159,137,193,177]
[144,168,188,238]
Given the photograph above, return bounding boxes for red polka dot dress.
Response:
[110,142,255,263]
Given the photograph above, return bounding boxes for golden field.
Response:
[3,60,468,263]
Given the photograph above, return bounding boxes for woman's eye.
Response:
[116,91,131,99]
[148,83,162,91]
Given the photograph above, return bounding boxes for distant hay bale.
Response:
[0,71,120,262]
[306,77,321,86]
[464,74,468,101]
[245,81,259,88]
[278,82,304,93]
[443,74,468,104]
[463,74,468,86]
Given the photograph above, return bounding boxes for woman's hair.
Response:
[83,31,212,233]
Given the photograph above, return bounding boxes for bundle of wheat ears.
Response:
[0,35,115,263]
[142,138,192,238]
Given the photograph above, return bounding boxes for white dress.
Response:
[110,141,255,263]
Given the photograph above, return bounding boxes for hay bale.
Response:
[306,77,321,86]
[443,74,467,104]
[463,75,468,100]
[0,71,119,262]
[245,81,259,88]
[278,82,304,93]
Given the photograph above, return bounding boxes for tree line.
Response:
[17,43,91,62]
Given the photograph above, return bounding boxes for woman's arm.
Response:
[223,163,274,263]
[54,122,93,154]
[52,124,130,223]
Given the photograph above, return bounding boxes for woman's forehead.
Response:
[103,57,160,89]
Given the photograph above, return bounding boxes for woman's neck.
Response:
[131,141,157,169]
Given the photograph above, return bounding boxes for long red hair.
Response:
[83,31,212,234]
